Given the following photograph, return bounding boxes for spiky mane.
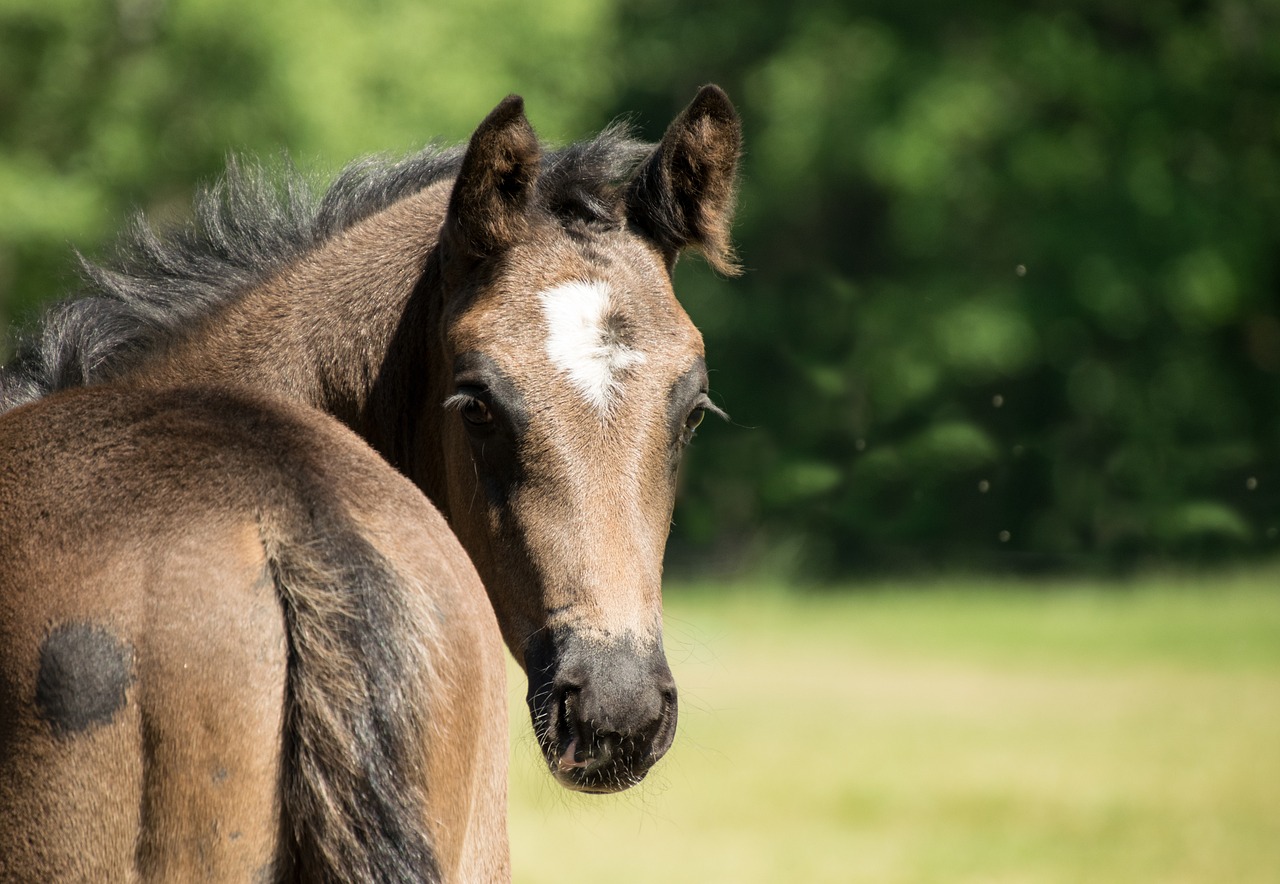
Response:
[0,125,649,413]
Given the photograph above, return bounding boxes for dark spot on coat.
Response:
[600,310,636,352]
[35,622,133,737]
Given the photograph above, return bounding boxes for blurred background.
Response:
[2,1,1278,881]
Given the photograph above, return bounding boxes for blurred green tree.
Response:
[607,0,1280,572]
[0,0,615,328]
[4,0,1279,574]
[0,0,296,324]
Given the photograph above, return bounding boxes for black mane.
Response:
[0,125,648,413]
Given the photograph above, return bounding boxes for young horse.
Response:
[2,82,740,859]
[0,386,508,881]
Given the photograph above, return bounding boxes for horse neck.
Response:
[128,180,454,481]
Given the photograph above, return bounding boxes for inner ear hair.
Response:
[445,95,543,258]
[627,84,743,276]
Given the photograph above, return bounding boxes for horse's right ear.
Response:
[443,95,542,258]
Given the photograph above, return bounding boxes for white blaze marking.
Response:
[539,280,645,413]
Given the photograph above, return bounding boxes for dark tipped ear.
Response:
[626,84,742,275]
[444,95,541,257]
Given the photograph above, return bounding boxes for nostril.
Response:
[654,686,677,731]
[559,686,578,726]
[558,686,582,737]
[660,685,677,712]
[649,686,679,760]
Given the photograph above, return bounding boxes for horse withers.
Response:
[1,84,742,875]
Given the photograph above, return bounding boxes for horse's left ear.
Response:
[626,84,742,276]
[444,95,542,259]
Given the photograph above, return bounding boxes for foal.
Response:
[1,83,741,870]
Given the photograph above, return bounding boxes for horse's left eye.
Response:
[685,407,706,434]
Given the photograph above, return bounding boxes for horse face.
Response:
[433,90,739,792]
[441,244,705,792]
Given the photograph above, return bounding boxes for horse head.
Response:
[428,87,740,792]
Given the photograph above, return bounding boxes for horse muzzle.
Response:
[525,630,677,793]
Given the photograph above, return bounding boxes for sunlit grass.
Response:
[506,569,1280,883]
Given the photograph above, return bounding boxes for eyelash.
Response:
[444,390,495,429]
[681,396,728,445]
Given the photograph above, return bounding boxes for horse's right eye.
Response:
[461,398,493,427]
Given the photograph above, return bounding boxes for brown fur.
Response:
[114,89,739,790]
[0,85,741,874]
[117,87,738,791]
[0,387,508,882]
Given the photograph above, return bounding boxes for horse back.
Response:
[0,386,508,882]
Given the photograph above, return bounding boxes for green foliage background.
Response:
[3,0,1279,575]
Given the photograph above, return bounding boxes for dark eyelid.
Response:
[449,351,531,436]
[453,374,489,393]
[667,358,717,433]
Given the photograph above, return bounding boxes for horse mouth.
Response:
[522,628,679,793]
[552,737,639,793]
[534,688,676,794]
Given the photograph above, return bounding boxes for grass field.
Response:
[505,569,1280,883]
